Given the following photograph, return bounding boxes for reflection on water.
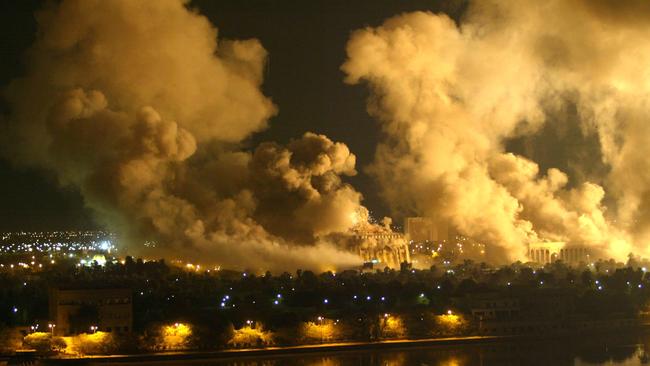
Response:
[132,331,650,366]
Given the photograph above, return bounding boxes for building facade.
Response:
[404,217,451,243]
[350,232,411,269]
[49,287,132,335]
[528,242,590,265]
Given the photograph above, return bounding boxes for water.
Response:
[104,332,650,366]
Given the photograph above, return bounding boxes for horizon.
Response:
[2,0,649,272]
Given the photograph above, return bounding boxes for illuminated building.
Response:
[528,242,590,265]
[347,231,410,269]
[49,288,132,335]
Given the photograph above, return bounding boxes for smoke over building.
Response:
[404,217,451,243]
[0,0,371,272]
[326,210,410,269]
[342,0,650,263]
[528,242,590,265]
[348,231,410,269]
[5,0,650,270]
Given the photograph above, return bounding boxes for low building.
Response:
[49,287,132,335]
[468,289,579,335]
[470,295,520,321]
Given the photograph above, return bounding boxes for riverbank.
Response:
[41,335,516,364]
[11,324,646,365]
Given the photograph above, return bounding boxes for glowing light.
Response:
[301,318,336,343]
[380,314,406,339]
[99,240,111,251]
[229,324,273,348]
[92,254,106,266]
[160,323,192,350]
[435,313,466,335]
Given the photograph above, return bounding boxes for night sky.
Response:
[0,0,465,232]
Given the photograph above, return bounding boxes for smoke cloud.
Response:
[1,0,366,271]
[7,0,650,269]
[342,0,650,262]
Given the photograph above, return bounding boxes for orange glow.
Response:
[434,312,467,336]
[229,325,273,348]
[160,323,192,350]
[380,314,406,339]
[301,318,338,342]
[63,331,115,355]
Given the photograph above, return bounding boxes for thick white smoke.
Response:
[1,0,366,271]
[342,0,649,262]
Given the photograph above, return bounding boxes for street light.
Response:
[317,316,324,343]
[90,325,98,333]
[48,323,56,335]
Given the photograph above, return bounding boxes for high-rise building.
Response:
[404,217,450,242]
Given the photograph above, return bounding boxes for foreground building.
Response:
[468,289,635,335]
[49,287,132,335]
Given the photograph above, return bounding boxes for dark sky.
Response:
[0,0,466,232]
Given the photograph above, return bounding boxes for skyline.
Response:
[0,0,467,232]
[1,0,649,271]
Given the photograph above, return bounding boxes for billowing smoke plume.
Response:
[1,0,366,271]
[342,0,650,262]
